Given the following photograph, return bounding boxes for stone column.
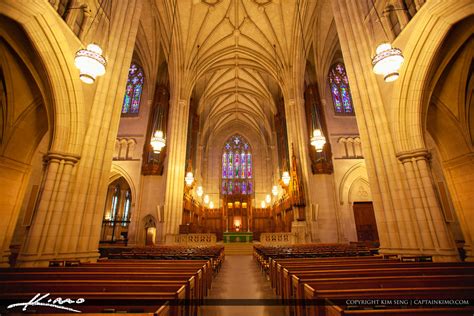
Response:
[163,99,190,237]
[16,0,142,266]
[331,0,458,261]
[284,96,313,242]
[397,149,459,259]
[16,152,79,266]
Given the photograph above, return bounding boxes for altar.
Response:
[223,231,253,243]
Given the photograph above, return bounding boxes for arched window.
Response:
[328,63,354,114]
[101,178,132,243]
[122,63,144,115]
[122,189,131,226]
[110,183,120,220]
[221,135,253,195]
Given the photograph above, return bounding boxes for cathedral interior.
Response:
[0,0,473,314]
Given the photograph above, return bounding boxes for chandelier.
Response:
[204,195,210,204]
[372,43,404,82]
[185,171,195,186]
[196,186,203,197]
[261,201,266,208]
[272,185,278,197]
[74,43,106,84]
[150,130,166,154]
[282,171,290,186]
[265,194,271,204]
[209,201,214,209]
[310,129,326,152]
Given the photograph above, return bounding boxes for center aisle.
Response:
[199,255,288,316]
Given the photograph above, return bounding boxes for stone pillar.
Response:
[16,0,142,266]
[16,152,79,266]
[396,149,458,260]
[0,158,32,267]
[163,99,190,237]
[284,97,313,241]
[331,0,458,261]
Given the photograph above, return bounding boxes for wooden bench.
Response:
[291,275,474,316]
[304,286,474,316]
[0,286,186,316]
[280,263,474,300]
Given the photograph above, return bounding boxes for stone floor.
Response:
[199,255,288,316]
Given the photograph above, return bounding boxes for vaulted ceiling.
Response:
[153,0,331,147]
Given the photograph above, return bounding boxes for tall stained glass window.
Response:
[122,63,144,115]
[221,135,253,195]
[328,63,354,114]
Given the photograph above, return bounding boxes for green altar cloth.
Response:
[223,232,253,243]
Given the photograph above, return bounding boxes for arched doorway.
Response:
[100,177,132,244]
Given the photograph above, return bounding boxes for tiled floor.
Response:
[199,255,288,316]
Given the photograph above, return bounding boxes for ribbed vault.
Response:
[155,0,317,145]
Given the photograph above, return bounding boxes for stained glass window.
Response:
[328,63,354,114]
[122,63,144,115]
[221,135,253,195]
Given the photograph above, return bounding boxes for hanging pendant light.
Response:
[272,185,279,197]
[74,43,107,84]
[310,129,326,152]
[265,194,271,204]
[150,130,166,153]
[185,171,195,186]
[204,195,210,204]
[372,42,404,82]
[261,201,266,209]
[209,201,214,209]
[196,186,203,197]
[282,171,290,186]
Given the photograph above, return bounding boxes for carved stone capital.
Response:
[44,151,81,165]
[396,148,430,163]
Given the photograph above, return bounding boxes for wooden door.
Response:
[352,202,379,242]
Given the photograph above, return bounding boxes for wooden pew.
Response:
[83,260,213,295]
[287,266,474,303]
[4,263,209,298]
[279,263,474,300]
[0,286,186,316]
[324,301,474,316]
[291,275,474,316]
[269,256,388,289]
[304,286,474,316]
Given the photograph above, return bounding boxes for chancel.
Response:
[1,0,474,315]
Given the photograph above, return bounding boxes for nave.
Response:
[199,255,287,316]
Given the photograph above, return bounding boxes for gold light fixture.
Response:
[196,186,203,197]
[282,171,290,186]
[265,194,271,204]
[209,201,214,209]
[372,42,404,82]
[261,201,266,208]
[74,43,106,84]
[150,130,166,154]
[272,185,279,197]
[185,171,195,187]
[204,194,209,204]
[310,129,326,152]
